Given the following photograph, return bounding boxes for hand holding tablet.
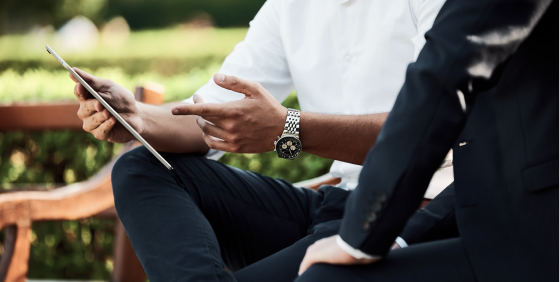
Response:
[46,45,173,171]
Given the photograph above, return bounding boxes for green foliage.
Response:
[0,27,332,280]
[0,131,119,189]
[0,0,266,34]
[0,27,247,75]
[28,218,116,279]
[0,65,221,104]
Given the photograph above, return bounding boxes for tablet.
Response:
[46,45,173,171]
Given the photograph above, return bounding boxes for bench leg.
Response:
[112,218,146,282]
[0,223,31,282]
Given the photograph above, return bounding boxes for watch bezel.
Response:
[274,135,302,160]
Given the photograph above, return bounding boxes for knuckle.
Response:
[230,77,240,87]
[200,106,209,116]
[206,140,217,150]
[229,108,242,118]
[231,144,243,153]
[228,134,239,144]
[224,122,236,132]
[91,114,98,124]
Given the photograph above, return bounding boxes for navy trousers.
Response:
[112,146,349,282]
[112,147,475,281]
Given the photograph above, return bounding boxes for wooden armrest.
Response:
[293,173,341,191]
[0,142,137,230]
[0,102,82,131]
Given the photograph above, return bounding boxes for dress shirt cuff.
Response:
[336,235,379,259]
[395,237,409,248]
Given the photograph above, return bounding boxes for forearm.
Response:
[139,102,210,154]
[300,112,388,165]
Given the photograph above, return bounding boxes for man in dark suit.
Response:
[297,0,558,280]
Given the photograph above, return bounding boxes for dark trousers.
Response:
[112,147,476,282]
[296,238,476,282]
[112,146,349,282]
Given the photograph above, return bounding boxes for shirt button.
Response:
[345,55,353,62]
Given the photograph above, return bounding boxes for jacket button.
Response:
[362,222,371,231]
[459,142,468,146]
[366,212,377,222]
[378,192,388,203]
[371,203,382,213]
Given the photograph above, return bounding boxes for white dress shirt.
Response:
[186,0,451,202]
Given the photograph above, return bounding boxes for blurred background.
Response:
[0,0,332,279]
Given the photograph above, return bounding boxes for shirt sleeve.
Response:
[410,0,448,60]
[183,0,294,105]
[395,237,409,248]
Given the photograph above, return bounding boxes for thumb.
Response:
[213,73,262,98]
[73,67,110,90]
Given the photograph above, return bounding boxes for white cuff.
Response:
[336,235,379,259]
[204,149,225,161]
[395,237,409,248]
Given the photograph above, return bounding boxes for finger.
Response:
[201,133,232,152]
[213,73,262,98]
[83,111,111,132]
[196,116,228,141]
[298,246,319,276]
[92,117,116,141]
[78,99,103,119]
[193,94,205,104]
[73,67,110,90]
[74,82,92,101]
[69,72,78,83]
[198,115,224,127]
[172,103,233,117]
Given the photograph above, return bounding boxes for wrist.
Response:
[135,101,148,135]
[274,108,302,159]
[274,106,288,138]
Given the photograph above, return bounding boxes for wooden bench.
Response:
[0,83,165,282]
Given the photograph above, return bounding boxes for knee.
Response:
[111,146,157,210]
[295,264,335,282]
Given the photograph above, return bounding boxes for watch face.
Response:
[275,136,302,159]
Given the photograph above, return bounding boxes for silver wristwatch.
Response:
[274,108,302,160]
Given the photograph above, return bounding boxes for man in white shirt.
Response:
[71,0,446,280]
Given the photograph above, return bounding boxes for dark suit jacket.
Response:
[340,0,558,280]
[399,182,460,244]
